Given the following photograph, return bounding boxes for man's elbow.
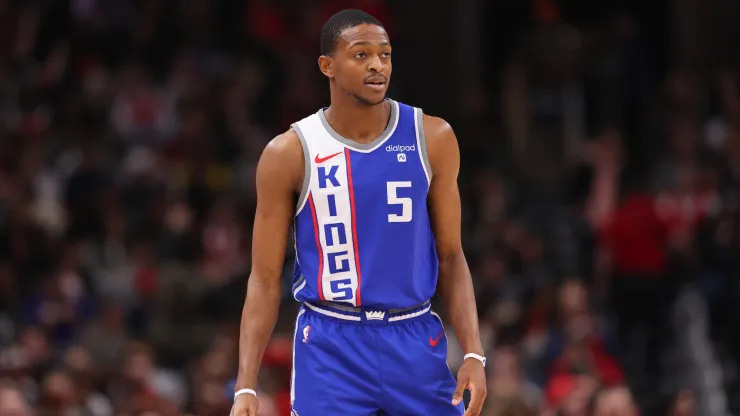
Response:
[247,270,283,296]
[438,247,465,271]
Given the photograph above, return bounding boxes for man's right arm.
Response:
[235,130,304,393]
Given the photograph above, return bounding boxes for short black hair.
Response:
[320,9,384,56]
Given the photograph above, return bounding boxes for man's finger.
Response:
[463,384,486,416]
[451,378,467,406]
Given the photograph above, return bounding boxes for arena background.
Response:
[0,0,739,415]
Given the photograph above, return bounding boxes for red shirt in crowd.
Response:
[654,191,714,236]
[548,337,624,386]
[546,336,624,407]
[599,194,669,276]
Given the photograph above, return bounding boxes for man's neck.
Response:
[324,96,391,145]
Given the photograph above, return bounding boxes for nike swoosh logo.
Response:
[314,152,342,164]
[429,331,444,347]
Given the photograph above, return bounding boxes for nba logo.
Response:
[302,325,311,343]
[397,153,406,162]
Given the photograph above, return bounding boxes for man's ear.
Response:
[318,55,333,78]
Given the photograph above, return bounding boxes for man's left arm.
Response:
[424,115,487,416]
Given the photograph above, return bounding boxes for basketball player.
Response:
[232,9,487,416]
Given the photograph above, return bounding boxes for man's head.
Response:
[0,383,32,416]
[319,9,391,106]
[593,386,638,416]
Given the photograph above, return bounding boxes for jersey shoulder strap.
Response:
[291,111,344,214]
[388,101,432,185]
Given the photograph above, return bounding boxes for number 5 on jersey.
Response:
[387,181,412,223]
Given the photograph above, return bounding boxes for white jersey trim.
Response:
[292,124,312,215]
[290,308,306,405]
[414,108,432,186]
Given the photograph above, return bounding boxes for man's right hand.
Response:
[230,394,259,416]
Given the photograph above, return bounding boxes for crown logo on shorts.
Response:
[365,311,386,320]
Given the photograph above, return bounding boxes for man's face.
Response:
[0,387,33,416]
[323,24,392,106]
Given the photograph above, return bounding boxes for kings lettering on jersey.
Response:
[309,148,360,304]
[291,100,438,310]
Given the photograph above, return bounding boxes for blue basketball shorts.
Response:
[289,301,464,416]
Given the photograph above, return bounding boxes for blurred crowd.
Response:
[0,0,739,415]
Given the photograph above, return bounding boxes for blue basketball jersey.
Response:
[290,99,437,309]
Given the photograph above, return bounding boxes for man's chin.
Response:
[354,93,387,107]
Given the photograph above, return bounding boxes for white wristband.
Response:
[464,353,487,367]
[234,388,257,400]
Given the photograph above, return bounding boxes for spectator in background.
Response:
[546,373,599,415]
[546,281,622,385]
[21,259,94,349]
[485,346,542,410]
[482,396,537,416]
[659,389,697,416]
[77,302,128,375]
[585,131,675,402]
[592,386,639,416]
[534,280,623,412]
[107,342,184,415]
[0,382,33,416]
[38,370,81,415]
[62,345,114,415]
[64,140,109,240]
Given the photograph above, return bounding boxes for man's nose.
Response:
[367,55,384,72]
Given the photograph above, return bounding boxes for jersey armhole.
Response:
[414,108,432,186]
[292,123,312,214]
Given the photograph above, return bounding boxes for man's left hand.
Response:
[452,358,487,416]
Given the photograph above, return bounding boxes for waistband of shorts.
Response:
[301,300,431,325]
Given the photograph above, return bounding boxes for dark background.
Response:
[0,0,739,415]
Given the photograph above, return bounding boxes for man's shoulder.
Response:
[264,129,303,161]
[258,129,305,190]
[421,114,457,156]
[421,114,454,139]
[418,113,458,176]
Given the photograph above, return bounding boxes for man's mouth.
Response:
[364,77,387,90]
[364,76,387,86]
